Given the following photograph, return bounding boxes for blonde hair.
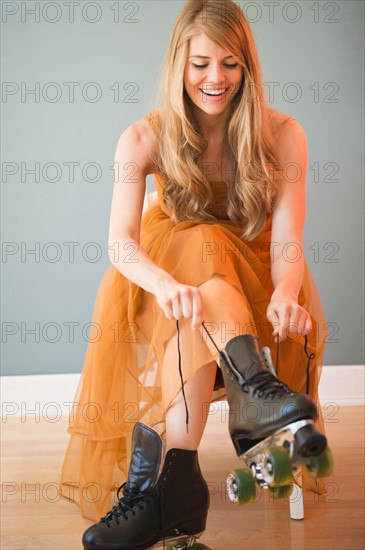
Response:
[150,0,284,241]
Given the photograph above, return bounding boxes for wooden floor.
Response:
[1,406,364,550]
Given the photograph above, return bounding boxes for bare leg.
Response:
[198,277,257,353]
[165,277,255,451]
[165,359,217,452]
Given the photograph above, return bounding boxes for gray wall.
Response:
[2,0,364,375]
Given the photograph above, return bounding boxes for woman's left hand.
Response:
[266,294,312,342]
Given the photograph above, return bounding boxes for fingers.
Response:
[303,315,313,335]
[267,302,313,342]
[171,293,184,320]
[158,285,203,330]
[191,290,203,330]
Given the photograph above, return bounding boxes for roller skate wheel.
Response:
[294,424,327,458]
[226,468,256,504]
[264,447,293,486]
[268,483,294,500]
[305,446,334,479]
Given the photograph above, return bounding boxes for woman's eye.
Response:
[192,63,239,69]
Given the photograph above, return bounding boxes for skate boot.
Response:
[82,422,210,550]
[218,334,333,504]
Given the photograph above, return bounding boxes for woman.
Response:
[59,1,329,548]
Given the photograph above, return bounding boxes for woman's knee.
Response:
[199,276,243,301]
[199,277,257,335]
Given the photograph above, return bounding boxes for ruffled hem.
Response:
[59,200,328,521]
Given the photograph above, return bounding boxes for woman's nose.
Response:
[207,63,225,85]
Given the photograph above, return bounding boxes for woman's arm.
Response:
[267,118,312,342]
[108,119,174,293]
[108,118,203,329]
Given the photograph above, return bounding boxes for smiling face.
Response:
[184,32,244,116]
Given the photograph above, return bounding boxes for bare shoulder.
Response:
[115,110,160,176]
[267,106,305,138]
[268,108,307,171]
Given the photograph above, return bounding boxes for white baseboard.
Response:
[317,365,364,406]
[0,365,363,418]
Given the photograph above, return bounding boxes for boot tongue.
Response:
[225,334,270,381]
[126,422,163,493]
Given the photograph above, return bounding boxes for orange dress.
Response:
[59,110,328,521]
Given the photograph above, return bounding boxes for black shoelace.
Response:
[240,371,293,399]
[276,333,315,394]
[100,483,152,528]
[304,334,316,394]
[176,321,315,434]
[176,319,189,434]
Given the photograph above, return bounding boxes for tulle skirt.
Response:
[59,200,328,521]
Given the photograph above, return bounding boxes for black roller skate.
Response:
[203,329,334,504]
[82,422,211,550]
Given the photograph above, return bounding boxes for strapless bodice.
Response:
[152,172,230,220]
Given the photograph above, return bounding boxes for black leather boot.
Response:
[82,422,209,550]
[219,334,326,458]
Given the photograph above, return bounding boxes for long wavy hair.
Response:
[150,0,284,241]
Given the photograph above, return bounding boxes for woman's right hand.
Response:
[155,280,203,331]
